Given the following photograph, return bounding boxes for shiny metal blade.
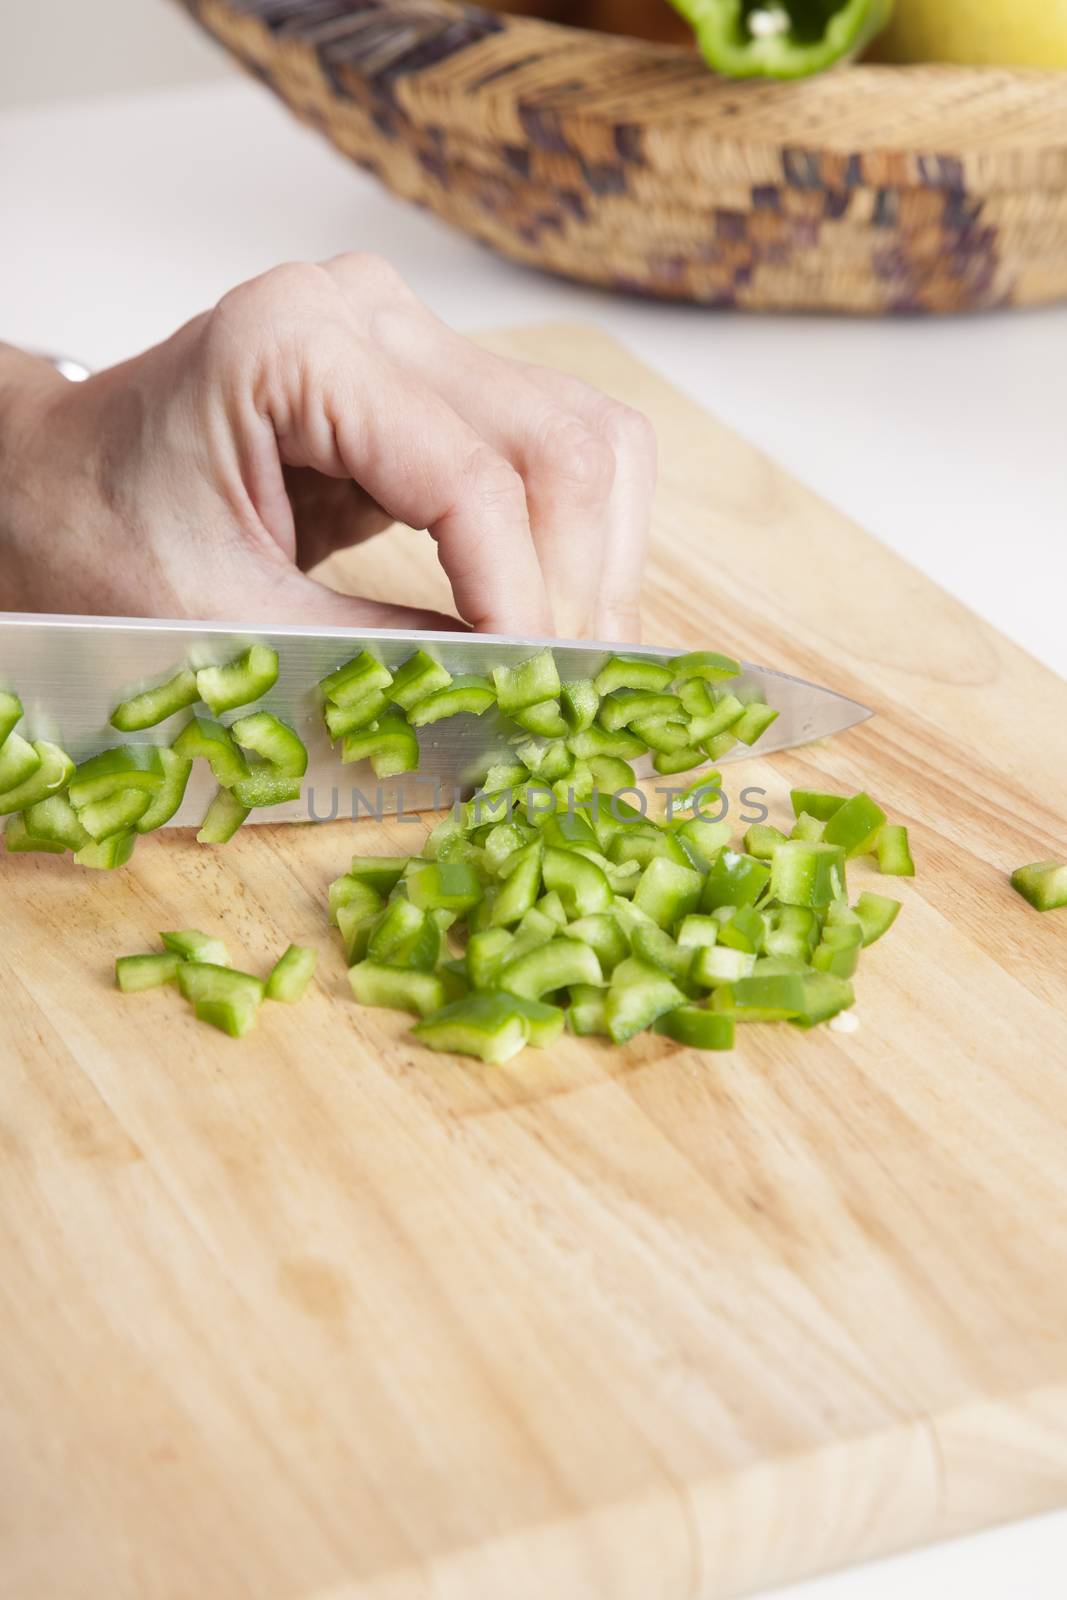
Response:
[0,615,872,825]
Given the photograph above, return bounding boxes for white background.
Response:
[1,4,1065,1596]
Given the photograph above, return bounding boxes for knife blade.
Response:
[0,614,872,825]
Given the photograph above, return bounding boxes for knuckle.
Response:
[462,446,528,519]
[533,412,615,499]
[596,400,657,468]
[216,262,327,322]
[330,250,412,302]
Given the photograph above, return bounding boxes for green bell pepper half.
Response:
[667,0,893,81]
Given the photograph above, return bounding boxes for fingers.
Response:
[222,554,461,633]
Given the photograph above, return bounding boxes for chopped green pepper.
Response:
[543,845,613,917]
[67,745,164,809]
[716,903,765,954]
[769,840,846,908]
[594,655,674,696]
[74,830,136,870]
[389,649,452,712]
[690,945,757,987]
[232,771,303,809]
[319,649,393,707]
[701,849,771,910]
[667,0,893,81]
[790,970,856,1029]
[652,746,708,776]
[78,787,152,842]
[490,840,543,926]
[324,692,390,740]
[790,812,827,842]
[676,914,720,949]
[790,789,848,822]
[4,813,66,853]
[0,741,74,814]
[340,714,419,777]
[0,689,22,747]
[875,824,915,878]
[196,786,250,845]
[822,791,888,859]
[412,991,530,1063]
[492,649,560,715]
[598,690,682,732]
[630,923,694,984]
[633,856,703,928]
[0,732,41,792]
[366,899,440,971]
[567,984,609,1036]
[687,693,745,741]
[265,944,317,1002]
[115,952,181,991]
[654,1006,735,1050]
[172,717,250,788]
[853,891,902,946]
[630,717,692,755]
[668,650,741,684]
[230,712,308,776]
[568,725,646,761]
[731,702,779,746]
[407,861,484,914]
[712,972,806,1022]
[330,873,383,929]
[135,750,192,833]
[510,699,569,739]
[162,929,230,964]
[24,792,90,850]
[560,679,599,733]
[347,855,409,895]
[498,936,603,1001]
[744,823,788,860]
[407,676,495,728]
[565,913,629,973]
[196,644,278,715]
[349,962,446,1017]
[1010,861,1067,913]
[111,668,199,732]
[604,957,686,1044]
[177,961,265,1036]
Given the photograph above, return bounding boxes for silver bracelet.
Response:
[29,349,91,383]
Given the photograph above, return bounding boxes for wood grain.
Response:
[2,324,1066,1600]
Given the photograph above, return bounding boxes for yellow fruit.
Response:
[872,0,1067,67]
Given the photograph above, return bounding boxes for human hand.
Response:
[0,255,656,639]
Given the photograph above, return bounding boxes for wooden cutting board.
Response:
[2,325,1066,1600]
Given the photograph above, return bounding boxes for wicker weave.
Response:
[178,0,1067,313]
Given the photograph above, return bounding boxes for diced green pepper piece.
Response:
[231,771,303,809]
[875,824,915,877]
[172,717,250,788]
[676,914,719,950]
[78,787,152,842]
[543,845,612,918]
[135,749,193,833]
[633,856,703,929]
[162,930,230,965]
[716,903,765,954]
[111,667,199,732]
[348,855,409,896]
[230,711,308,776]
[652,747,707,775]
[4,813,66,853]
[196,786,250,845]
[790,789,848,821]
[324,691,389,740]
[630,717,692,755]
[1011,860,1067,913]
[568,984,609,1036]
[115,952,181,992]
[791,812,827,842]
[604,957,685,1044]
[0,732,41,791]
[594,655,674,695]
[676,679,714,718]
[389,649,452,712]
[483,821,536,872]
[329,874,384,927]
[349,962,446,1017]
[668,650,741,684]
[194,995,261,1038]
[541,809,599,852]
[587,756,637,794]
[24,792,90,850]
[560,679,599,733]
[195,644,278,715]
[853,891,902,946]
[822,791,888,859]
[731,702,779,746]
[565,913,629,974]
[407,861,484,914]
[319,650,393,707]
[672,772,724,818]
[791,971,856,1029]
[341,713,419,778]
[507,995,565,1049]
[67,745,165,809]
[812,921,863,979]
[367,899,440,971]
[686,693,745,741]
[73,830,136,870]
[701,849,771,910]
[0,690,22,747]
[492,649,560,715]
[498,937,603,1002]
[654,1006,735,1051]
[567,725,646,761]
[466,928,518,989]
[407,676,495,727]
[630,923,694,983]
[336,902,378,965]
[763,905,819,961]
[673,0,893,82]
[690,945,757,987]
[412,991,530,1063]
[769,840,846,908]
[744,823,788,860]
[265,944,317,1002]
[712,972,806,1022]
[598,690,682,732]
[701,731,738,762]
[535,890,568,927]
[490,840,543,927]
[0,742,74,814]
[509,699,568,738]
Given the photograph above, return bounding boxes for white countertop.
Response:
[1,77,1064,1598]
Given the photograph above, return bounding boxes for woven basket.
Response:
[178,0,1067,313]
